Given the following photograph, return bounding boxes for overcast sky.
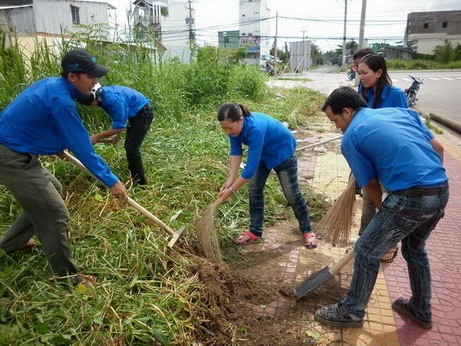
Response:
[109,0,461,52]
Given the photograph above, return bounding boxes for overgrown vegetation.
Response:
[0,28,329,345]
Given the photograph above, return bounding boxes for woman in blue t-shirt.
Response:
[216,102,317,249]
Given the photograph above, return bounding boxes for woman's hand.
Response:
[220,179,234,192]
[218,186,235,203]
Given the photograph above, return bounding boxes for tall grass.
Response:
[0,28,329,344]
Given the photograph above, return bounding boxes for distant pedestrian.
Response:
[315,86,448,329]
[77,84,154,186]
[216,102,317,248]
[351,48,373,87]
[0,49,127,286]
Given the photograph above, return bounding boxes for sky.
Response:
[108,0,461,52]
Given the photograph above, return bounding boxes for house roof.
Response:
[0,0,32,5]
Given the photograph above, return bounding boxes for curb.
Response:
[428,113,461,135]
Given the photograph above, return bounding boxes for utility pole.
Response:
[274,11,278,77]
[358,0,367,49]
[185,0,195,61]
[342,0,348,66]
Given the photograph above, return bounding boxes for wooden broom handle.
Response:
[330,249,355,275]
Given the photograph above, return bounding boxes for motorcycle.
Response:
[404,75,424,107]
[347,65,357,81]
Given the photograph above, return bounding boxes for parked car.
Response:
[330,57,342,66]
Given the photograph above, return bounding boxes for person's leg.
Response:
[274,153,312,234]
[0,147,77,277]
[247,162,270,238]
[400,191,448,321]
[343,192,448,318]
[125,108,154,185]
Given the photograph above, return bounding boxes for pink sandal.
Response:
[304,232,318,249]
[234,231,262,245]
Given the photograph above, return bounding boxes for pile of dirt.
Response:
[189,231,348,345]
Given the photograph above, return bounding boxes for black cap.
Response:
[61,49,109,77]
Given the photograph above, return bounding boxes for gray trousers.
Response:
[0,144,77,277]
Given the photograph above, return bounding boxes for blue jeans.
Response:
[343,186,449,320]
[248,153,312,237]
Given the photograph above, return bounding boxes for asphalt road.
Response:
[270,66,461,130]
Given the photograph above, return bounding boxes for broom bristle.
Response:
[316,174,357,247]
[198,198,223,264]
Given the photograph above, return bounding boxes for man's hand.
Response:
[110,181,128,202]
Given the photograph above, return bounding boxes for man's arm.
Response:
[430,138,444,162]
[363,178,383,210]
[91,128,123,144]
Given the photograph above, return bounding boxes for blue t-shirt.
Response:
[98,86,150,129]
[360,84,408,108]
[0,77,119,187]
[341,107,447,191]
[229,112,296,180]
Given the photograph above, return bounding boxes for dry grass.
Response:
[316,174,356,247]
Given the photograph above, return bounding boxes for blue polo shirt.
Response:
[229,112,296,180]
[360,84,408,108]
[98,86,150,129]
[341,107,447,191]
[0,77,119,187]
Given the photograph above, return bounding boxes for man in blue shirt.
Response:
[315,87,448,329]
[77,84,154,185]
[0,49,127,286]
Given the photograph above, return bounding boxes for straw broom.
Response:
[198,198,223,264]
[316,173,357,247]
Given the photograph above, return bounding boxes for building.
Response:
[130,0,167,43]
[405,10,461,55]
[0,0,116,54]
[161,0,194,62]
[239,0,270,66]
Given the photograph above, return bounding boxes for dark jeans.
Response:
[0,144,77,277]
[248,153,312,237]
[343,185,449,320]
[125,106,154,185]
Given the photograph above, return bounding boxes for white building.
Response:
[239,0,270,65]
[161,0,194,62]
[0,0,116,54]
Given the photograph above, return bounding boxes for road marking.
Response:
[442,77,455,80]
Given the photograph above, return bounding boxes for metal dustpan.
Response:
[294,249,354,299]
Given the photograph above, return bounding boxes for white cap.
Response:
[92,83,102,93]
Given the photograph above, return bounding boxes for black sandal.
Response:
[314,303,363,328]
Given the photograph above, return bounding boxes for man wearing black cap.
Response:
[0,48,127,286]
